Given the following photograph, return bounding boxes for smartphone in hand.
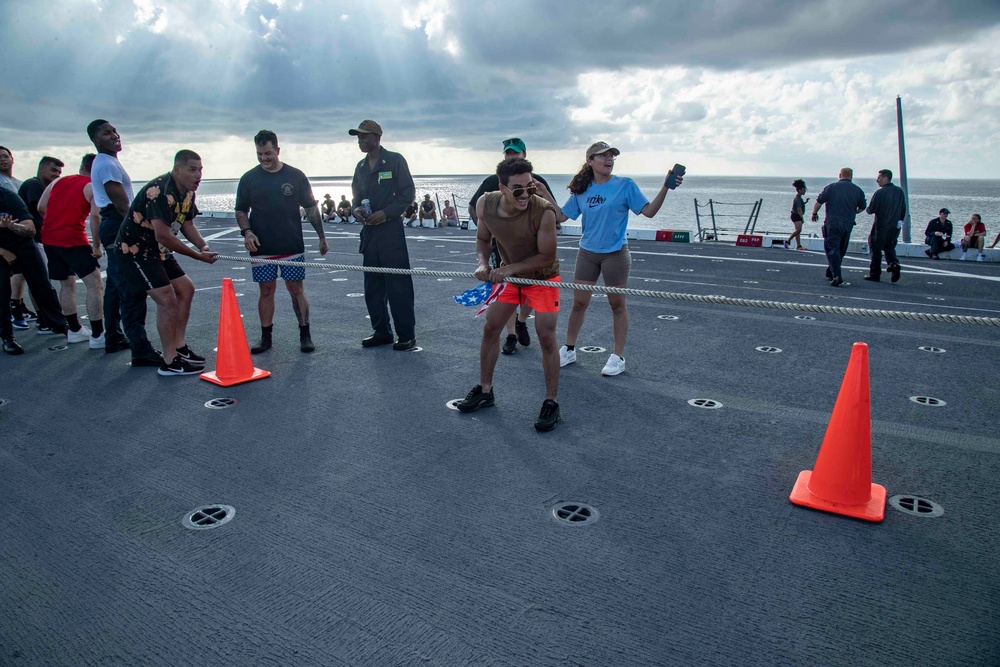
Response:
[665,164,686,190]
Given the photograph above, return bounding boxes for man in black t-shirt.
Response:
[468,137,558,354]
[236,130,328,354]
[0,188,68,354]
[418,194,437,228]
[336,195,352,223]
[15,156,64,331]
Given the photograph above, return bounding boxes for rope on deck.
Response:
[212,254,1000,327]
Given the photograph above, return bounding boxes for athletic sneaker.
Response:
[960,251,968,260]
[515,319,531,346]
[20,305,37,321]
[158,355,204,376]
[66,326,93,344]
[977,254,986,262]
[36,324,54,335]
[559,345,577,367]
[176,344,206,364]
[601,354,626,376]
[783,241,789,249]
[11,315,28,330]
[501,334,517,355]
[89,332,106,350]
[456,384,495,413]
[534,399,560,432]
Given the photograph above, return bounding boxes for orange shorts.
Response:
[496,276,561,312]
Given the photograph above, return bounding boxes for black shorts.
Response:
[119,252,185,293]
[44,245,100,281]
[790,212,803,224]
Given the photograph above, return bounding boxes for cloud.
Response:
[0,0,999,178]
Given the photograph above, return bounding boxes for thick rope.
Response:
[213,254,1000,327]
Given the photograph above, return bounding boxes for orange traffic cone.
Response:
[789,342,886,521]
[201,278,271,387]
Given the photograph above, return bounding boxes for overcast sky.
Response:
[2,0,999,181]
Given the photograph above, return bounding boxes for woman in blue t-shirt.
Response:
[554,142,682,377]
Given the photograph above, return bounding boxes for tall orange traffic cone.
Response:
[201,278,271,387]
[789,342,886,521]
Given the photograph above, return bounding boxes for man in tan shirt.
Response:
[456,157,562,432]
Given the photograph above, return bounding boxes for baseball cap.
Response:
[502,137,526,154]
[349,120,383,136]
[586,141,620,158]
[939,208,950,214]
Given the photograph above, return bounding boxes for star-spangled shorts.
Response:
[251,253,305,283]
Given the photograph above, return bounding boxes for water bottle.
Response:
[362,199,372,216]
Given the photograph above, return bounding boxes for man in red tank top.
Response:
[37,154,106,348]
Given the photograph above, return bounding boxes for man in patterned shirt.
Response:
[114,150,218,376]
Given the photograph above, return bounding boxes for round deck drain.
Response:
[232,278,245,282]
[711,259,723,262]
[743,280,759,284]
[926,297,945,301]
[436,278,452,282]
[446,399,462,410]
[331,278,348,282]
[579,346,605,353]
[889,495,944,517]
[755,346,782,353]
[347,293,364,297]
[47,345,68,352]
[550,502,600,526]
[315,258,326,261]
[413,267,427,270]
[204,398,239,409]
[918,346,946,354]
[926,281,943,285]
[643,278,661,283]
[657,315,679,321]
[182,505,235,530]
[449,251,461,254]
[794,315,815,321]
[688,398,723,409]
[766,269,780,272]
[680,268,694,272]
[819,295,834,299]
[909,396,946,407]
[435,245,445,247]
[0,398,9,408]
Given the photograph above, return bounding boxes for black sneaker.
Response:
[105,336,131,354]
[515,319,531,346]
[456,384,495,413]
[14,302,37,321]
[862,275,880,282]
[890,263,901,283]
[3,337,24,355]
[830,277,844,287]
[501,334,517,355]
[534,399,560,432]
[176,344,206,364]
[36,324,54,335]
[157,355,204,376]
[130,351,164,367]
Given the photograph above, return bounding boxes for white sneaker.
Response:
[601,354,626,376]
[66,326,93,344]
[559,345,577,367]
[977,254,985,262]
[89,332,105,349]
[960,252,968,260]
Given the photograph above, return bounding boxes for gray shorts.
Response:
[574,246,631,286]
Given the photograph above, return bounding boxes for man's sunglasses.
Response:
[505,183,537,198]
[502,138,522,147]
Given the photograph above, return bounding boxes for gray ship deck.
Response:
[2,222,998,666]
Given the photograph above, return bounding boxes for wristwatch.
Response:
[239,227,251,236]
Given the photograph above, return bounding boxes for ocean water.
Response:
[195,175,1000,240]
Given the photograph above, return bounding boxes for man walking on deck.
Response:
[349,119,417,351]
[863,169,906,283]
[236,130,328,354]
[36,153,106,347]
[88,119,159,364]
[457,157,562,432]
[811,167,867,287]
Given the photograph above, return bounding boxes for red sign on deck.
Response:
[736,234,763,247]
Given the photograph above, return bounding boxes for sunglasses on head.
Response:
[502,138,522,147]
[505,183,537,198]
